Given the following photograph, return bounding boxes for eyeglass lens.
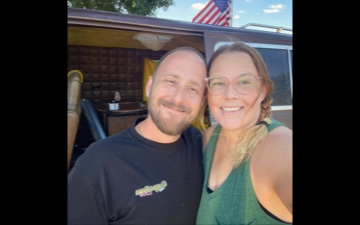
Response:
[206,74,260,95]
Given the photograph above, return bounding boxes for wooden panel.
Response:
[107,114,147,136]
[68,26,205,52]
[67,45,166,102]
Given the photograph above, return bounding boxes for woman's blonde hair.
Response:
[208,42,274,167]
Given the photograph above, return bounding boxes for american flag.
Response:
[192,0,231,26]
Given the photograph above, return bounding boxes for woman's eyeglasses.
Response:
[205,74,261,95]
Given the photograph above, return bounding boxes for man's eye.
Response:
[164,79,176,85]
[188,86,200,95]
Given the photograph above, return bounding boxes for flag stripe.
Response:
[206,7,221,23]
[192,0,231,26]
[193,2,217,22]
[217,8,230,25]
[201,7,219,23]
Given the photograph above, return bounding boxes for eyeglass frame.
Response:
[204,73,262,95]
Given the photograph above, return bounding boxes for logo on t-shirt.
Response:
[135,180,167,197]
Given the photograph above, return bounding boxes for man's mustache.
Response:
[159,99,190,113]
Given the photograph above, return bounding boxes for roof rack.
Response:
[240,23,292,33]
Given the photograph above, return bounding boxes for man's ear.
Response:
[145,75,153,98]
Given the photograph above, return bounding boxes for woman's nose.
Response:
[222,83,239,99]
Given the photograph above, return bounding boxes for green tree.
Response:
[67,0,174,17]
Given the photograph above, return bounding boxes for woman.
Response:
[196,42,292,224]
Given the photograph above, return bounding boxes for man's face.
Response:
[146,51,207,135]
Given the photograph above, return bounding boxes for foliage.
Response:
[67,0,174,17]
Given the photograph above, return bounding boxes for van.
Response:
[67,7,292,169]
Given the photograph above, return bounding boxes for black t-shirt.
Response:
[68,118,204,224]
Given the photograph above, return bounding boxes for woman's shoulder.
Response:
[268,125,292,146]
[255,125,292,183]
[251,125,293,220]
[253,125,292,177]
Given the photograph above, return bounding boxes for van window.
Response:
[255,47,292,106]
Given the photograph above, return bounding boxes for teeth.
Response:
[221,107,240,111]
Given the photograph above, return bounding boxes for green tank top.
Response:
[196,118,291,225]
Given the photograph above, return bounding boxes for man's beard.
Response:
[148,97,194,136]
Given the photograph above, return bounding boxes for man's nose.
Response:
[172,85,187,103]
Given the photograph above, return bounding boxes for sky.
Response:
[155,0,292,33]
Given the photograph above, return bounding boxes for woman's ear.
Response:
[259,85,268,102]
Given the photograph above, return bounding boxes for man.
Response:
[68,46,207,224]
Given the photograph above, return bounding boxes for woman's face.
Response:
[207,51,266,131]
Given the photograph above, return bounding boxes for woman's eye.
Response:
[236,79,251,86]
[211,81,225,87]
[239,80,249,85]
